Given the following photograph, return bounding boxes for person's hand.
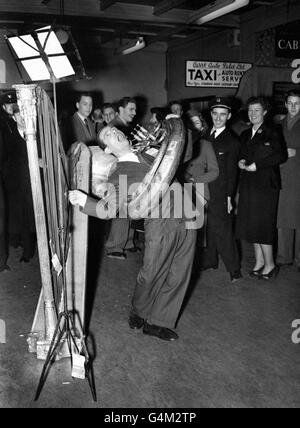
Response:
[288,148,296,158]
[227,197,233,214]
[245,162,257,172]
[190,116,203,131]
[238,159,246,170]
[68,190,87,207]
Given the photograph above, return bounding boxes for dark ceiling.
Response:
[0,0,277,48]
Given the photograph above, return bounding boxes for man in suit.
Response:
[201,97,242,282]
[277,91,300,272]
[69,126,197,341]
[105,97,138,259]
[63,92,97,152]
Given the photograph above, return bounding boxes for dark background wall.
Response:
[0,32,167,123]
[1,1,300,119]
[167,29,242,102]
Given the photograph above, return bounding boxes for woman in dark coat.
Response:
[236,96,287,280]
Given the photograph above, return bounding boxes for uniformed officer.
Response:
[201,97,242,282]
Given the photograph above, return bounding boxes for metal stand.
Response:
[10,27,96,403]
[34,308,97,402]
[34,73,97,403]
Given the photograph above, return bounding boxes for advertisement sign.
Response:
[186,60,252,88]
[275,31,300,58]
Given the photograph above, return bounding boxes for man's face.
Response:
[2,103,15,116]
[76,96,93,118]
[100,126,130,155]
[211,107,231,129]
[149,113,158,125]
[170,103,183,117]
[286,96,300,118]
[13,112,25,129]
[119,102,136,124]
[103,107,116,124]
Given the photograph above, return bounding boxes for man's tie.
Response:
[210,130,216,139]
[84,118,91,135]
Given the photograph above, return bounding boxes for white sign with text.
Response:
[186,61,252,88]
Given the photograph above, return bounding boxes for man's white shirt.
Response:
[211,126,226,138]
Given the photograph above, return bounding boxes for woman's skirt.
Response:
[236,186,279,245]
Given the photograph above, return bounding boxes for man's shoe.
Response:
[230,270,243,283]
[106,251,126,260]
[143,322,178,341]
[129,313,144,330]
[0,264,11,273]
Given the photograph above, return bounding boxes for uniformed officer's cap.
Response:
[210,97,231,111]
[0,91,17,106]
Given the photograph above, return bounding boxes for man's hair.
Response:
[98,126,128,152]
[98,126,109,150]
[102,102,116,111]
[169,100,182,108]
[150,107,167,122]
[285,90,300,102]
[117,97,136,111]
[75,92,93,103]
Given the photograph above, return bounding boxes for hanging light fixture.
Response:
[189,0,250,25]
[55,0,69,45]
[118,36,146,55]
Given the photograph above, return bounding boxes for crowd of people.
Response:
[1,88,299,342]
[68,90,299,341]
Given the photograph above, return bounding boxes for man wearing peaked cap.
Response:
[209,97,232,111]
[0,91,17,105]
[0,91,17,118]
[0,91,17,273]
[200,96,242,282]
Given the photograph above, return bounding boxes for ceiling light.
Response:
[189,0,250,25]
[121,37,146,55]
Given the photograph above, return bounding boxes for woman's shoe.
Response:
[248,267,264,279]
[260,266,280,281]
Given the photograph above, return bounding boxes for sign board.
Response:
[275,31,300,58]
[186,61,252,88]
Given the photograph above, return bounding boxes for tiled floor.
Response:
[0,233,300,408]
